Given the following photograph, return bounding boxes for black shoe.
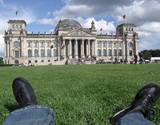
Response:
[12,77,37,107]
[110,83,160,125]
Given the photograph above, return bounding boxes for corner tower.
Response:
[4,20,27,64]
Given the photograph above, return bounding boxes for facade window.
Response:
[108,49,112,56]
[47,49,51,57]
[103,49,107,56]
[54,49,57,57]
[47,42,51,47]
[41,60,44,62]
[129,50,133,56]
[34,49,39,57]
[52,42,56,48]
[97,42,102,48]
[14,41,20,48]
[41,49,45,57]
[12,24,15,29]
[118,49,122,56]
[114,49,117,56]
[15,50,19,58]
[35,60,38,63]
[118,42,123,48]
[103,42,106,48]
[129,42,133,49]
[114,43,117,48]
[28,49,32,57]
[97,49,101,57]
[34,41,38,47]
[48,60,50,62]
[28,41,32,47]
[108,42,112,48]
[41,42,45,47]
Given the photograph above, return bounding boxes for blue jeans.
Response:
[3,105,55,125]
[117,112,156,125]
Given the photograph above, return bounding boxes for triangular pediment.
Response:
[62,29,94,37]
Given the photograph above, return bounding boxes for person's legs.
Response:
[3,77,55,125]
[116,112,155,125]
[110,83,160,125]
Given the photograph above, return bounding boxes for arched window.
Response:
[103,49,107,56]
[14,41,20,48]
[108,42,112,48]
[28,49,32,57]
[41,49,45,57]
[34,41,38,47]
[34,49,39,57]
[118,49,122,56]
[97,49,101,57]
[47,49,51,57]
[54,49,57,57]
[114,49,117,56]
[129,50,133,56]
[15,50,19,58]
[108,49,112,56]
[128,42,133,49]
[97,42,102,48]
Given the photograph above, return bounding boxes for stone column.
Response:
[125,39,128,62]
[122,41,125,61]
[57,40,61,61]
[88,40,91,57]
[81,39,85,58]
[95,40,97,56]
[69,39,72,59]
[38,41,41,58]
[106,41,108,57]
[102,41,104,57]
[86,40,88,57]
[63,39,66,59]
[93,40,95,57]
[75,39,78,59]
[6,41,8,58]
[111,42,114,61]
[8,40,11,57]
[32,42,35,57]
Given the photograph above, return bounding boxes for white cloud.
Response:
[0,4,36,33]
[77,17,116,34]
[115,0,160,25]
[0,3,36,57]
[138,22,160,33]
[53,4,94,18]
[37,16,116,35]
[52,0,160,50]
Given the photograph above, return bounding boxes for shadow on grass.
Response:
[4,103,22,112]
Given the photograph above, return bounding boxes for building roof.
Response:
[55,19,82,32]
[117,23,136,28]
[8,20,27,26]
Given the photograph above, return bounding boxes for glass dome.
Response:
[55,19,82,32]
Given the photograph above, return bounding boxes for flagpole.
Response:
[16,11,18,20]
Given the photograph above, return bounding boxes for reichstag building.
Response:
[4,19,139,65]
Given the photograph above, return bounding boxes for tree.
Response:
[0,57,4,64]
[140,49,160,60]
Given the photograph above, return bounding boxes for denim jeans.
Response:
[116,112,156,125]
[3,105,55,125]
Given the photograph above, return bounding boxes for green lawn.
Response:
[0,64,160,125]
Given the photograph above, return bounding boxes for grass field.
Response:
[0,64,160,125]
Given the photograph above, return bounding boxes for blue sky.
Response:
[0,0,160,56]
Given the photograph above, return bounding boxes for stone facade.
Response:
[4,19,139,65]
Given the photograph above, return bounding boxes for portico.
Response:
[61,38,96,59]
